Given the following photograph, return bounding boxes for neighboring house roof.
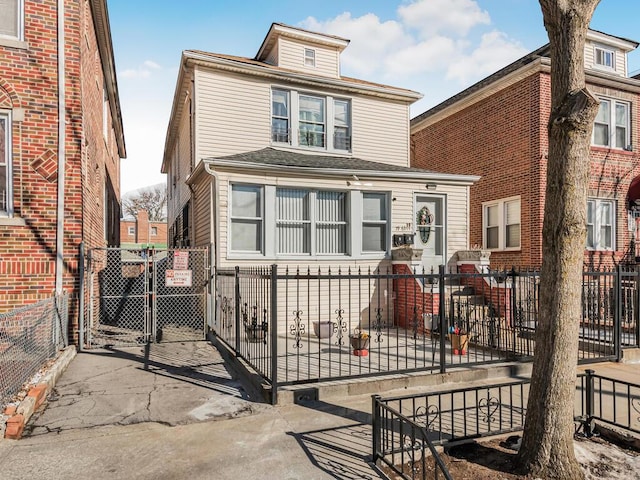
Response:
[90,0,126,158]
[200,147,479,185]
[412,29,640,130]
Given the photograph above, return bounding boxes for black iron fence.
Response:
[372,369,640,479]
[213,265,640,403]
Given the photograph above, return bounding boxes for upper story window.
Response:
[128,226,135,236]
[271,88,351,152]
[0,112,12,217]
[586,198,614,251]
[593,98,630,150]
[299,95,325,148]
[304,48,316,67]
[0,0,23,42]
[594,45,615,70]
[151,226,158,236]
[483,197,520,250]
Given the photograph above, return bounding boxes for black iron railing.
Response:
[372,369,640,479]
[213,265,640,403]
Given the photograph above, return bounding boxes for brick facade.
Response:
[412,63,640,269]
[120,210,168,247]
[0,0,125,343]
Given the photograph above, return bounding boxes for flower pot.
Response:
[450,334,469,355]
[245,324,266,343]
[349,335,370,353]
[312,321,335,339]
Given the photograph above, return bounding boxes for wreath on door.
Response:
[417,206,434,244]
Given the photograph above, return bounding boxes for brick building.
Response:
[120,210,168,248]
[0,0,126,336]
[411,30,640,269]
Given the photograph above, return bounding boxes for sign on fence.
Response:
[173,250,189,270]
[165,269,192,287]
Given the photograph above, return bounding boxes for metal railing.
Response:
[212,265,640,403]
[372,369,640,479]
[0,294,69,408]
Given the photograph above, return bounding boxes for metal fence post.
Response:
[270,264,278,405]
[372,394,382,463]
[439,265,446,374]
[510,267,517,355]
[585,369,595,436]
[78,242,85,351]
[615,265,622,361]
[235,265,241,355]
[636,266,640,348]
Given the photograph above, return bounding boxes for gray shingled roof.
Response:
[205,147,438,174]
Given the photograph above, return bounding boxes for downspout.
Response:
[203,163,219,270]
[55,0,66,295]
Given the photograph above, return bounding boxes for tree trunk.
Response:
[517,1,600,479]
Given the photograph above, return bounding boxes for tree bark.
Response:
[517,1,600,479]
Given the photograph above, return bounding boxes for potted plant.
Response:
[312,320,336,339]
[349,330,370,356]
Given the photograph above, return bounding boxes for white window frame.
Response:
[592,98,631,150]
[128,226,135,236]
[482,196,521,251]
[594,45,615,70]
[586,198,615,251]
[362,192,389,253]
[0,110,13,217]
[229,184,264,254]
[271,87,352,152]
[151,226,158,236]
[0,0,24,44]
[304,48,316,67]
[271,89,290,144]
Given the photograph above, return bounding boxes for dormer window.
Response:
[594,45,615,70]
[304,48,316,67]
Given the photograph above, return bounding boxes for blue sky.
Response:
[108,0,640,194]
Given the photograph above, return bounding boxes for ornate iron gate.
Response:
[85,247,208,347]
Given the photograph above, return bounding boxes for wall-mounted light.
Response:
[425,183,437,191]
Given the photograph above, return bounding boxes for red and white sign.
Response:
[165,269,192,287]
[173,251,189,270]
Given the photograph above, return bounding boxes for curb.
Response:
[1,345,77,441]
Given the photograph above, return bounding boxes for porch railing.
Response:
[212,265,640,403]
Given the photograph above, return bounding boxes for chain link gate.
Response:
[85,247,208,347]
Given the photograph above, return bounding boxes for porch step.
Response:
[621,348,640,364]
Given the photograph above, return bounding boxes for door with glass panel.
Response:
[415,195,445,272]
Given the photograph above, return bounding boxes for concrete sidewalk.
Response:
[0,341,637,479]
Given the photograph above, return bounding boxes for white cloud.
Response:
[446,31,528,84]
[120,59,162,79]
[398,0,490,37]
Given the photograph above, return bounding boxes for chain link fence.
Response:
[0,294,69,408]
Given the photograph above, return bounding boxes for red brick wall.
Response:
[0,0,122,343]
[120,211,168,246]
[412,71,640,268]
[392,263,439,332]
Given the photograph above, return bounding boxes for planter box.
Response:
[245,324,266,343]
[349,335,370,355]
[450,334,469,355]
[312,321,336,339]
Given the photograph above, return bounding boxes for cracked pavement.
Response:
[24,341,269,436]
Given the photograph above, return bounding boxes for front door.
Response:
[415,195,446,272]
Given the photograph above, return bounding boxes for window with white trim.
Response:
[230,185,263,253]
[271,88,351,152]
[483,197,521,250]
[586,198,615,251]
[594,46,615,70]
[362,193,388,252]
[0,112,12,217]
[276,188,347,255]
[593,98,630,150]
[0,0,23,41]
[304,48,316,67]
[128,226,135,236]
[151,226,158,236]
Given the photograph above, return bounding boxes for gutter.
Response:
[55,0,65,295]
[201,163,220,270]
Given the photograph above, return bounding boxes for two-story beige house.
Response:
[162,23,478,283]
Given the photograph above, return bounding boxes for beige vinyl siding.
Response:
[193,174,211,247]
[351,95,410,167]
[278,37,339,78]
[584,41,627,76]
[167,104,193,227]
[194,67,271,162]
[265,45,278,66]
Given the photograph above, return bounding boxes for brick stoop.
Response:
[1,345,77,441]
